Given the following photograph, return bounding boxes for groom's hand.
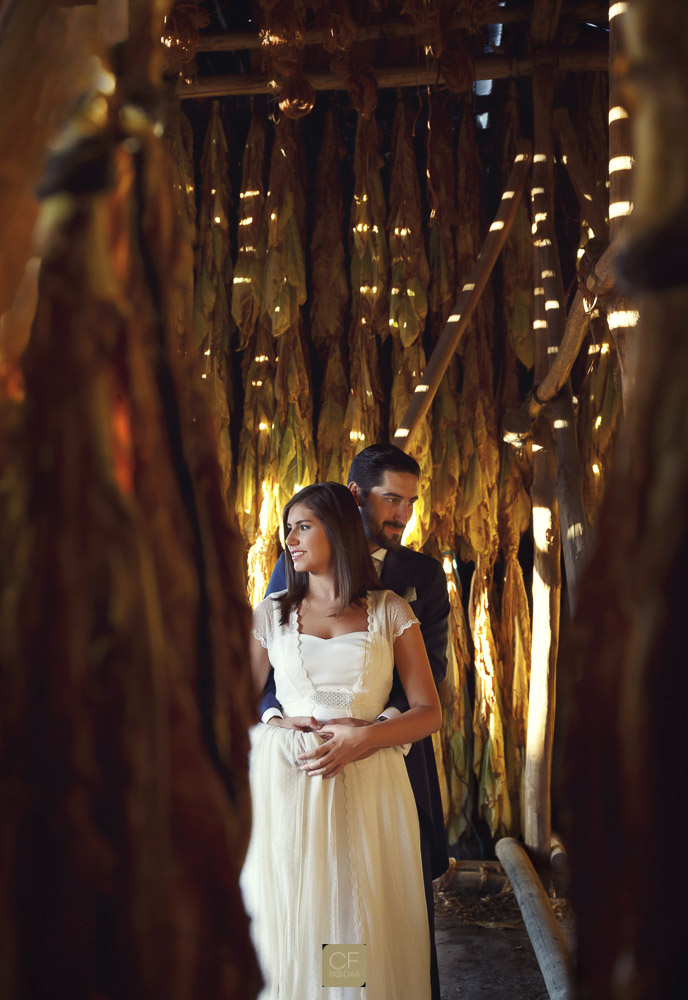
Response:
[267,716,322,731]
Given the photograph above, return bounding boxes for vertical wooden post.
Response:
[524,68,563,863]
[607,0,637,405]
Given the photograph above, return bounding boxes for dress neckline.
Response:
[299,629,369,640]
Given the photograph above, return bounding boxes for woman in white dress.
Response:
[242,482,441,1000]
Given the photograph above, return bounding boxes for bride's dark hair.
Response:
[276,482,382,626]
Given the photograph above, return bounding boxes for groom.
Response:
[260,444,450,1000]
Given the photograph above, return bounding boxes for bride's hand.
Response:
[267,716,323,732]
[296,723,377,778]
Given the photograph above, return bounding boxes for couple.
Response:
[242,445,450,999]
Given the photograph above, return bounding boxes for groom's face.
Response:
[350,470,419,552]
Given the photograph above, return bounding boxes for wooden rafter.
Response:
[196,2,607,53]
[179,47,608,99]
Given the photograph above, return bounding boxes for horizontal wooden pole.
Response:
[394,140,533,451]
[178,49,608,99]
[496,838,575,1000]
[196,3,608,52]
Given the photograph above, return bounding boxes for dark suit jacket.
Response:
[259,547,450,878]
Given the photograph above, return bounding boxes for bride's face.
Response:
[285,502,333,575]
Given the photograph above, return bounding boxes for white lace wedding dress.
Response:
[241,588,431,1000]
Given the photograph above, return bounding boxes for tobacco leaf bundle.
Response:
[387,99,431,548]
[193,101,234,503]
[497,437,532,835]
[427,97,460,547]
[500,82,533,369]
[231,107,266,349]
[311,102,350,483]
[1,104,260,998]
[438,557,473,844]
[232,108,279,586]
[454,108,507,838]
[470,557,512,838]
[261,116,317,515]
[342,113,386,468]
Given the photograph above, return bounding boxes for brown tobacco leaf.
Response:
[193,101,234,504]
[231,108,266,349]
[387,99,431,547]
[260,116,307,341]
[388,99,429,349]
[500,83,533,369]
[310,102,350,483]
[342,113,386,468]
[1,117,260,998]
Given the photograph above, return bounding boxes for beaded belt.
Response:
[313,689,354,709]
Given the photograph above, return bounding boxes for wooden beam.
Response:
[608,0,636,408]
[178,48,608,99]
[196,3,608,52]
[531,0,564,46]
[392,141,533,450]
[528,238,620,418]
[553,106,609,241]
[495,838,575,1000]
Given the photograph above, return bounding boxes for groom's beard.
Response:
[362,516,405,552]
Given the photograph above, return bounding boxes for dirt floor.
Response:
[435,881,570,1000]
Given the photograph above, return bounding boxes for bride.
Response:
[242,482,441,999]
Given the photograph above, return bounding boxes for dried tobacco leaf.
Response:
[193,101,234,503]
[387,99,431,548]
[231,107,266,349]
[341,113,386,469]
[311,102,350,483]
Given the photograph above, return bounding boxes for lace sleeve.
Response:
[251,598,273,650]
[385,591,420,642]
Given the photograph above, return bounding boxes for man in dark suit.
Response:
[259,444,450,1000]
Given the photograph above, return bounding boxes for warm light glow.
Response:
[254,354,269,362]
[463,282,475,291]
[533,319,548,329]
[533,505,553,553]
[545,300,560,310]
[214,216,221,224]
[490,220,505,231]
[592,463,601,475]
[607,308,640,329]
[394,428,410,438]
[541,269,555,279]
[535,287,544,296]
[609,155,634,173]
[502,190,515,199]
[547,345,559,354]
[567,522,584,540]
[258,421,269,431]
[531,187,545,196]
[534,238,552,247]
[533,154,547,163]
[609,2,628,20]
[414,384,429,393]
[239,217,253,226]
[595,415,602,429]
[515,153,527,162]
[609,106,629,123]
[553,419,569,429]
[447,313,461,323]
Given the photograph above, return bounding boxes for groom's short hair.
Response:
[347,444,420,497]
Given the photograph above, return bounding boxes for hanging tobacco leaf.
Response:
[311,101,350,483]
[193,101,234,503]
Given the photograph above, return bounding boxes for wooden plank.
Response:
[196,3,608,52]
[531,0,564,46]
[496,838,575,1000]
[392,141,533,450]
[178,49,608,99]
